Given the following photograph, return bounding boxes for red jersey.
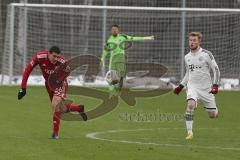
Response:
[21,51,66,88]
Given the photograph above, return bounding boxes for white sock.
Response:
[185,111,194,134]
[186,121,193,134]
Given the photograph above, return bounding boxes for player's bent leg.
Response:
[55,79,88,121]
[185,99,196,140]
[200,92,219,119]
[65,103,88,121]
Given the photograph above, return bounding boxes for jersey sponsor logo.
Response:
[44,69,54,74]
[189,64,202,71]
[105,42,117,51]
[105,41,132,51]
[105,34,133,52]
[189,64,194,71]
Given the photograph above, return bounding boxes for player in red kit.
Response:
[17,46,87,139]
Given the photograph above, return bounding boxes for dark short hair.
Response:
[49,46,61,54]
[111,24,119,28]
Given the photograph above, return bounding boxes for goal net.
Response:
[1,3,240,88]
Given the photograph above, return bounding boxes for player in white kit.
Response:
[174,32,220,140]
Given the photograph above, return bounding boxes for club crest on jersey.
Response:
[57,58,65,64]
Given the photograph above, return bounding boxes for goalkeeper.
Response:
[101,24,154,96]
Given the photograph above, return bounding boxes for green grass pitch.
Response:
[0,86,239,160]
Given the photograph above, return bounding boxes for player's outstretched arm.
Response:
[143,35,155,40]
[125,35,154,42]
[18,55,38,100]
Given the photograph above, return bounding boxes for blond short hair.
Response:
[189,32,202,41]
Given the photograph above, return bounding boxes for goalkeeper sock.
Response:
[66,104,83,112]
[185,111,194,134]
[53,111,61,137]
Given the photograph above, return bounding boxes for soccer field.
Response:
[0,86,239,160]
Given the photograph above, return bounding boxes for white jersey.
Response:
[181,48,220,89]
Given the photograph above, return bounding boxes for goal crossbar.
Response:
[10,3,240,13]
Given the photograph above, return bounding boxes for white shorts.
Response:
[186,87,217,112]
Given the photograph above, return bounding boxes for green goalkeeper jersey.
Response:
[101,33,146,66]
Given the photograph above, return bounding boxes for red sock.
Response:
[66,104,83,112]
[53,112,61,137]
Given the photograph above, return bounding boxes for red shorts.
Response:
[45,80,68,101]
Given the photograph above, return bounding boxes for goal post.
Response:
[2,3,240,88]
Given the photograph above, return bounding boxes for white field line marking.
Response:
[86,128,240,151]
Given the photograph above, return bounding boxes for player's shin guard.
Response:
[53,111,61,137]
[185,111,194,134]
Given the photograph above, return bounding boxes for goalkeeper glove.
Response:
[144,36,154,40]
[18,88,26,100]
[209,84,219,94]
[174,84,184,95]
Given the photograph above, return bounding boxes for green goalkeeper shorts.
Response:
[109,54,126,77]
